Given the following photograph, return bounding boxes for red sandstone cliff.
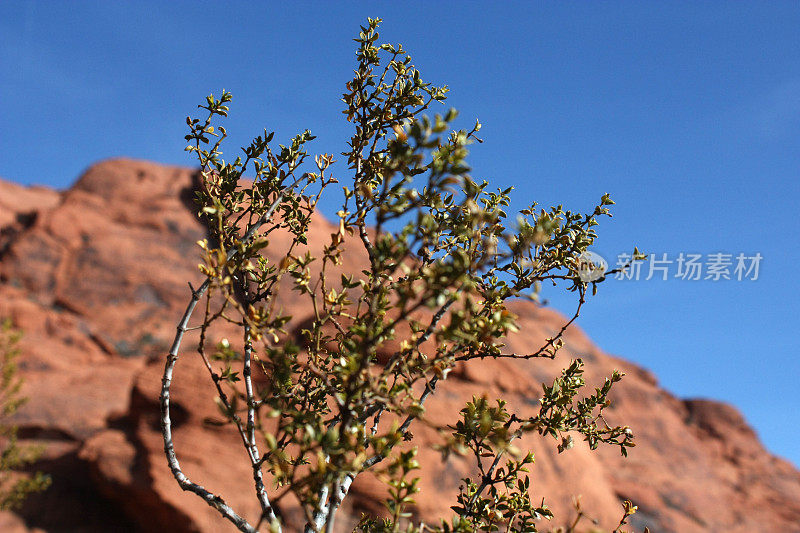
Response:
[0,159,798,532]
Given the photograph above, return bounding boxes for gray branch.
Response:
[160,280,257,532]
[244,325,279,525]
[160,177,305,532]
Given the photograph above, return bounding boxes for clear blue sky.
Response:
[2,2,799,466]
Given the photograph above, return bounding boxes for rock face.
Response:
[0,158,798,532]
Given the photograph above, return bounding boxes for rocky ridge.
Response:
[0,159,798,532]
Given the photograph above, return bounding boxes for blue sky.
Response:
[2,2,799,466]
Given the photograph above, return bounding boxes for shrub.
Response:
[160,18,643,533]
[0,319,51,510]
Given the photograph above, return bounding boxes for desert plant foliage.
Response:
[161,18,644,533]
[0,320,51,510]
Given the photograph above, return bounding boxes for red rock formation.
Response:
[0,158,798,532]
